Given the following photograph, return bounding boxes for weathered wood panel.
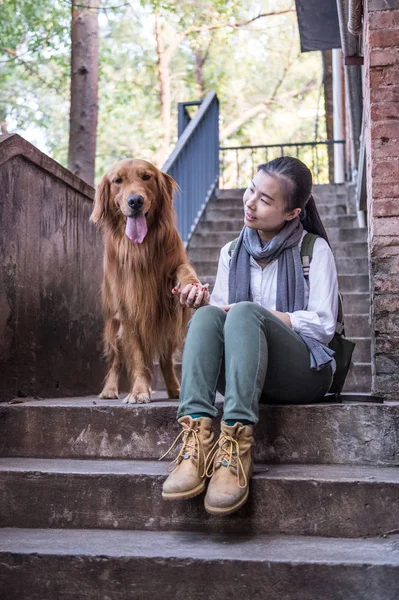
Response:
[0,134,104,400]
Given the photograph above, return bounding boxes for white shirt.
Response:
[210,231,339,346]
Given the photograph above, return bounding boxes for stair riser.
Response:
[344,315,371,338]
[196,218,359,233]
[189,244,368,262]
[0,471,397,538]
[204,212,358,229]
[189,228,368,247]
[1,403,395,464]
[191,258,368,277]
[195,274,369,292]
[205,205,348,219]
[1,554,397,600]
[352,338,372,363]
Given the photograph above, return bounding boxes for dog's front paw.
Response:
[167,387,180,399]
[122,391,151,404]
[99,388,119,399]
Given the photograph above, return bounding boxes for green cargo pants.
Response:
[178,302,333,424]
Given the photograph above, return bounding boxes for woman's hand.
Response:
[172,283,210,309]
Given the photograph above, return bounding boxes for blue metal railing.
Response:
[163,91,219,246]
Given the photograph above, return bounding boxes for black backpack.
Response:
[228,233,356,397]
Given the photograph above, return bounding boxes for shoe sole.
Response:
[162,480,206,501]
[204,487,249,516]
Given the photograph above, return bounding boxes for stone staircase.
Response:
[0,394,398,598]
[188,184,372,394]
[1,185,399,598]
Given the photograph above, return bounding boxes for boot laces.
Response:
[205,433,247,489]
[159,424,205,476]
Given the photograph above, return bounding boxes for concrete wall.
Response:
[364,0,399,399]
[0,134,104,401]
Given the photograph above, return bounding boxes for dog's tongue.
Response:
[126,216,148,243]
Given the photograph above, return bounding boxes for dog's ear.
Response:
[90,173,110,223]
[158,171,178,205]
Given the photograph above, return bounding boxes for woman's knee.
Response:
[188,305,226,331]
[225,301,262,327]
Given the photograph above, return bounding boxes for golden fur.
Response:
[91,159,200,403]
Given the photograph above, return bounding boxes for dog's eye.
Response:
[142,174,151,181]
[114,177,123,184]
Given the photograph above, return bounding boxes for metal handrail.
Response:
[163,91,219,246]
[220,139,346,188]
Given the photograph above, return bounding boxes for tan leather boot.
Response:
[204,421,254,516]
[161,416,214,500]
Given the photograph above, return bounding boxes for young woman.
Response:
[162,156,338,516]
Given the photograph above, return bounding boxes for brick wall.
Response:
[364,0,399,399]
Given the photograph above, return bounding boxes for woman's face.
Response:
[243,170,301,242]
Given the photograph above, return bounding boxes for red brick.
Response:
[373,235,399,251]
[370,65,399,86]
[369,9,399,29]
[375,295,399,310]
[370,101,399,121]
[371,136,399,157]
[371,159,399,179]
[370,28,399,47]
[374,276,399,293]
[372,181,399,198]
[375,336,399,354]
[369,0,399,11]
[373,216,399,235]
[370,48,399,66]
[371,121,399,139]
[372,198,399,216]
[371,85,399,102]
[374,254,399,274]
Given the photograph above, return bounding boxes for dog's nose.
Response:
[127,194,144,210]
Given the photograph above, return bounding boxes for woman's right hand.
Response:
[172,283,210,309]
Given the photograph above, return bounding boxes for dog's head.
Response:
[90,159,177,243]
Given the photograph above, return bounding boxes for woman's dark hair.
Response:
[258,157,330,245]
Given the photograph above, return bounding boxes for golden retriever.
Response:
[90,159,201,403]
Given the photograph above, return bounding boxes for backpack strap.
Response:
[300,232,319,281]
[228,237,239,257]
[300,232,345,336]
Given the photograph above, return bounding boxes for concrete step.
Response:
[343,362,371,393]
[1,397,396,465]
[1,528,398,600]
[196,217,359,234]
[191,257,368,278]
[0,459,398,538]
[216,184,350,201]
[189,228,368,248]
[208,198,349,217]
[203,211,358,230]
[195,274,369,293]
[345,315,371,338]
[351,337,371,363]
[341,292,369,314]
[189,242,368,262]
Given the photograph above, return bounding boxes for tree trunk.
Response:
[322,50,334,183]
[154,12,172,166]
[194,48,208,97]
[68,0,99,186]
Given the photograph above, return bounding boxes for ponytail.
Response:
[300,195,330,247]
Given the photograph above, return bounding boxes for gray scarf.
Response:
[228,220,334,370]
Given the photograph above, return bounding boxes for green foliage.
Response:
[0,0,326,183]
